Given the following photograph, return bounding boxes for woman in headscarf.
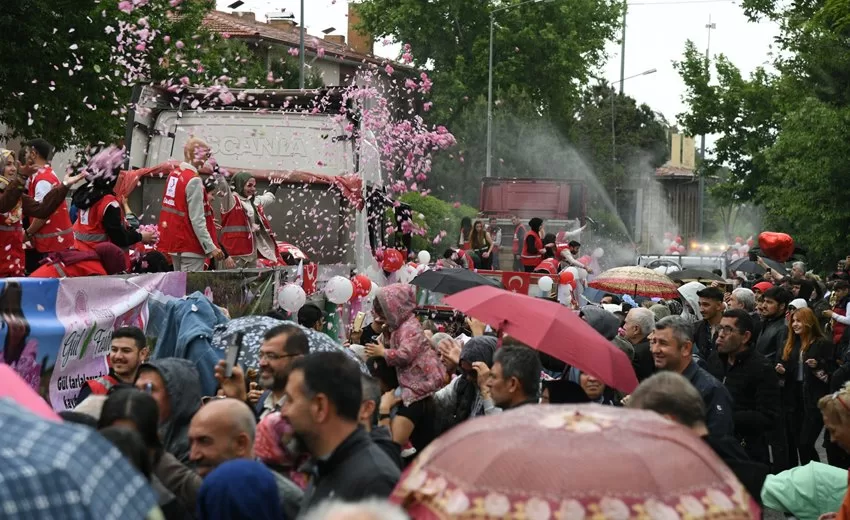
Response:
[433,336,501,432]
[197,460,282,520]
[219,172,283,268]
[72,146,154,252]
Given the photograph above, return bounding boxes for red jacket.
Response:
[30,259,107,278]
[220,195,275,257]
[73,194,123,252]
[27,166,73,252]
[520,230,543,267]
[158,166,205,255]
[833,297,849,344]
[534,258,559,275]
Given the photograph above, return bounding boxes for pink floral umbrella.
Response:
[391,404,759,520]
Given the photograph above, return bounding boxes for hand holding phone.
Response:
[224,331,244,378]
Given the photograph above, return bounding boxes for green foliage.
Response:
[392,192,478,254]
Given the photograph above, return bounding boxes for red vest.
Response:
[73,195,123,252]
[27,166,73,252]
[534,258,559,275]
[158,167,205,255]
[833,298,848,344]
[86,375,120,395]
[0,204,24,277]
[30,259,107,278]
[512,224,526,254]
[457,248,474,270]
[205,201,219,248]
[520,230,543,267]
[220,195,275,257]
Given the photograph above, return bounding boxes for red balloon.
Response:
[758,232,795,262]
[559,270,575,285]
[381,249,405,272]
[351,274,372,298]
[569,280,577,290]
[675,236,683,244]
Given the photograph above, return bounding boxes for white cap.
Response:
[789,298,808,310]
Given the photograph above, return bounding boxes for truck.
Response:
[478,177,588,270]
[124,85,386,270]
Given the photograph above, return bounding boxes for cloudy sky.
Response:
[216,0,779,128]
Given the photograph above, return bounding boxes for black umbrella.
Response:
[412,268,503,295]
[668,269,724,282]
[729,256,787,276]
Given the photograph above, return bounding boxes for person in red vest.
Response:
[511,216,527,272]
[202,174,236,270]
[534,234,560,274]
[75,326,148,405]
[219,171,283,268]
[520,217,545,273]
[157,138,223,272]
[0,149,85,277]
[20,139,74,273]
[825,280,850,344]
[443,247,473,270]
[72,167,155,253]
[29,242,128,278]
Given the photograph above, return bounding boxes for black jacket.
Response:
[369,426,403,469]
[682,361,735,437]
[703,435,769,505]
[631,337,655,382]
[755,314,787,361]
[694,319,719,359]
[706,347,780,462]
[777,338,834,410]
[300,426,400,513]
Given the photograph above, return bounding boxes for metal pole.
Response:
[618,3,627,94]
[611,87,616,177]
[299,0,305,89]
[486,13,495,178]
[698,15,715,240]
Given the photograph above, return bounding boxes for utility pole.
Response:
[697,14,715,240]
[299,0,305,89]
[618,3,627,94]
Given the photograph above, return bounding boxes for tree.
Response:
[0,0,314,150]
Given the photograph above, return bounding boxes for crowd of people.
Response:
[0,137,290,278]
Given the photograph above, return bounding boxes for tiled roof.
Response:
[202,10,402,69]
[655,165,696,178]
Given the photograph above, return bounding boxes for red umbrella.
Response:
[443,286,638,393]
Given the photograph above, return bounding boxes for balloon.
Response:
[566,266,580,279]
[368,281,380,301]
[278,284,306,313]
[677,245,686,253]
[325,276,354,304]
[578,255,592,266]
[592,248,604,259]
[559,270,575,285]
[759,232,795,262]
[397,264,418,284]
[351,274,372,298]
[576,267,588,281]
[675,236,683,244]
[417,250,431,265]
[537,276,554,293]
[381,249,405,273]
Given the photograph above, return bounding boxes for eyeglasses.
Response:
[258,352,300,361]
[716,326,738,336]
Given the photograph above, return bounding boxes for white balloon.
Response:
[367,281,381,302]
[398,264,418,284]
[538,275,554,293]
[417,250,431,265]
[577,267,588,281]
[592,248,604,259]
[325,276,354,304]
[278,284,306,313]
[566,266,580,279]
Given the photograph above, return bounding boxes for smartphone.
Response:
[352,312,366,333]
[224,331,244,378]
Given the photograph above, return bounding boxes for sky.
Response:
[215,0,779,130]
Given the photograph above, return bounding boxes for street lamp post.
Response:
[486,0,553,178]
[610,68,657,177]
[697,15,716,240]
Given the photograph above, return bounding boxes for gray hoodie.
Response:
[141,358,202,463]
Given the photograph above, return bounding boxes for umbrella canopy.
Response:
[412,268,503,295]
[0,399,158,520]
[391,404,758,520]
[211,316,367,374]
[0,365,59,422]
[443,287,638,393]
[668,268,724,283]
[589,266,680,299]
[729,257,787,276]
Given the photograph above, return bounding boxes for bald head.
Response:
[189,398,256,477]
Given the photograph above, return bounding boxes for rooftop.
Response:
[655,164,696,179]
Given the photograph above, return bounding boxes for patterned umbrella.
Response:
[211,316,367,374]
[589,266,680,299]
[391,404,759,520]
[0,399,158,520]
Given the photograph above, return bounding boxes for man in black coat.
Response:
[282,351,400,513]
[707,309,781,465]
[694,286,726,360]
